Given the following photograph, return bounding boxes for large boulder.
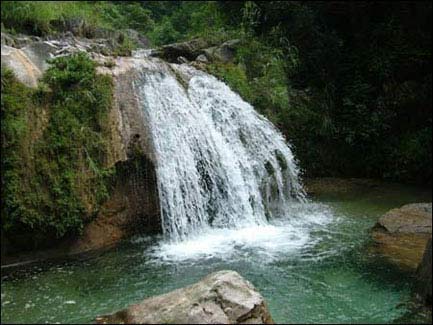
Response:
[371,203,432,270]
[95,270,274,324]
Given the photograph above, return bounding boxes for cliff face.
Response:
[1,32,160,258]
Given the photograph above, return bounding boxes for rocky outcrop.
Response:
[371,203,432,270]
[202,39,241,63]
[151,38,241,64]
[1,35,107,87]
[96,270,274,324]
[152,38,216,62]
[1,45,43,87]
[1,33,160,258]
[414,238,432,305]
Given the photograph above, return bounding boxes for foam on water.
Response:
[137,202,334,263]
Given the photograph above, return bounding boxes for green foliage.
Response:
[1,1,154,37]
[1,1,107,35]
[1,54,114,239]
[206,1,432,185]
[144,1,239,46]
[99,2,154,34]
[207,36,295,127]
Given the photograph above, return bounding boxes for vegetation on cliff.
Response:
[1,53,114,244]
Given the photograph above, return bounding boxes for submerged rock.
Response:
[371,203,432,270]
[95,270,274,324]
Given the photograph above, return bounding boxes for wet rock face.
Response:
[371,203,432,270]
[70,153,160,254]
[95,270,274,324]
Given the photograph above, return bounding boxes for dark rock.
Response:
[95,270,274,324]
[414,238,432,305]
[153,38,217,62]
[69,154,160,254]
[151,38,241,64]
[203,39,241,63]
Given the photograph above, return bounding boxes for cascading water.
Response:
[132,55,306,242]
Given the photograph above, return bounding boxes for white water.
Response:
[133,58,316,244]
[144,202,334,262]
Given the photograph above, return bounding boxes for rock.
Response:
[203,39,240,63]
[1,37,161,260]
[21,41,60,72]
[153,38,217,62]
[1,32,16,47]
[17,35,42,46]
[151,38,241,64]
[69,153,160,254]
[196,54,209,63]
[374,203,432,233]
[371,203,432,270]
[96,270,274,324]
[1,45,42,87]
[177,56,189,64]
[414,238,432,305]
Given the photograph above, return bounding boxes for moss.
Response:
[1,53,115,243]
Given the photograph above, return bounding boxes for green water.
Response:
[1,181,431,324]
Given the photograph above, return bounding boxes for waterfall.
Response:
[132,56,306,242]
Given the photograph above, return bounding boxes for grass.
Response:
[1,1,109,36]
